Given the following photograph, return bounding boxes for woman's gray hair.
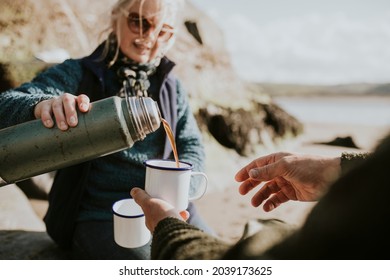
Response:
[104,0,184,66]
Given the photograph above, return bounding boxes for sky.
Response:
[191,0,390,85]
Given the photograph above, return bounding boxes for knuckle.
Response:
[62,93,75,103]
[279,158,291,170]
[52,101,63,111]
[80,94,90,101]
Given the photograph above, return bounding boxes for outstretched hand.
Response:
[131,187,189,233]
[235,152,341,212]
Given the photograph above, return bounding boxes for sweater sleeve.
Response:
[151,217,230,259]
[152,217,297,260]
[0,59,83,128]
[340,152,369,176]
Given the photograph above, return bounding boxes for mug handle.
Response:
[189,171,208,201]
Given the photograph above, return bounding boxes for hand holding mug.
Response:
[131,187,188,233]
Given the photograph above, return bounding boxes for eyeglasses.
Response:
[126,12,175,42]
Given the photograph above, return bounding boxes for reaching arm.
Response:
[235,151,370,212]
[235,152,341,211]
[0,59,87,129]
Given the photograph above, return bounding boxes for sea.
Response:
[273,95,390,127]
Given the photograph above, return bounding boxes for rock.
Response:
[0,230,69,259]
[316,136,360,149]
[0,63,13,92]
[34,48,70,64]
[0,184,68,259]
[16,172,55,200]
[198,101,303,156]
[0,185,45,231]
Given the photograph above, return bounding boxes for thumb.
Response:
[249,162,282,181]
[130,187,150,207]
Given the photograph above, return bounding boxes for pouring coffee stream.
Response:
[162,118,180,168]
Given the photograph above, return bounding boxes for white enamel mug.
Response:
[112,198,150,248]
[144,159,208,211]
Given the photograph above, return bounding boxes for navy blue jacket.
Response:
[44,46,179,249]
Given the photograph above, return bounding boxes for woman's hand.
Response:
[235,152,341,212]
[34,93,90,131]
[131,187,189,233]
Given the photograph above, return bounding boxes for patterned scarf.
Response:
[107,33,161,97]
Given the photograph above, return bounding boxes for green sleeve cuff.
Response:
[340,152,369,175]
[151,217,229,260]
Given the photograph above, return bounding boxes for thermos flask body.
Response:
[0,96,161,187]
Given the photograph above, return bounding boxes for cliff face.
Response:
[0,0,302,156]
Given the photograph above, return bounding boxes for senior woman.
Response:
[0,0,211,259]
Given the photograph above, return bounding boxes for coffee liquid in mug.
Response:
[161,118,179,167]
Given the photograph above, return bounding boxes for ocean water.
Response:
[273,96,390,127]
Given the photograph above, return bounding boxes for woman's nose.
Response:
[142,26,157,40]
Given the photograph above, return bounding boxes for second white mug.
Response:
[112,198,150,248]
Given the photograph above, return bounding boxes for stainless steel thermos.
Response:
[0,96,161,187]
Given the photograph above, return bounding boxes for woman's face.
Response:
[116,0,175,63]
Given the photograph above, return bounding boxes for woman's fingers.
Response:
[38,101,55,128]
[34,93,91,131]
[77,94,91,112]
[61,93,78,128]
[51,96,69,130]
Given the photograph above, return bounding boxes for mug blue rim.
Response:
[113,211,144,219]
[112,198,144,218]
[143,159,193,171]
